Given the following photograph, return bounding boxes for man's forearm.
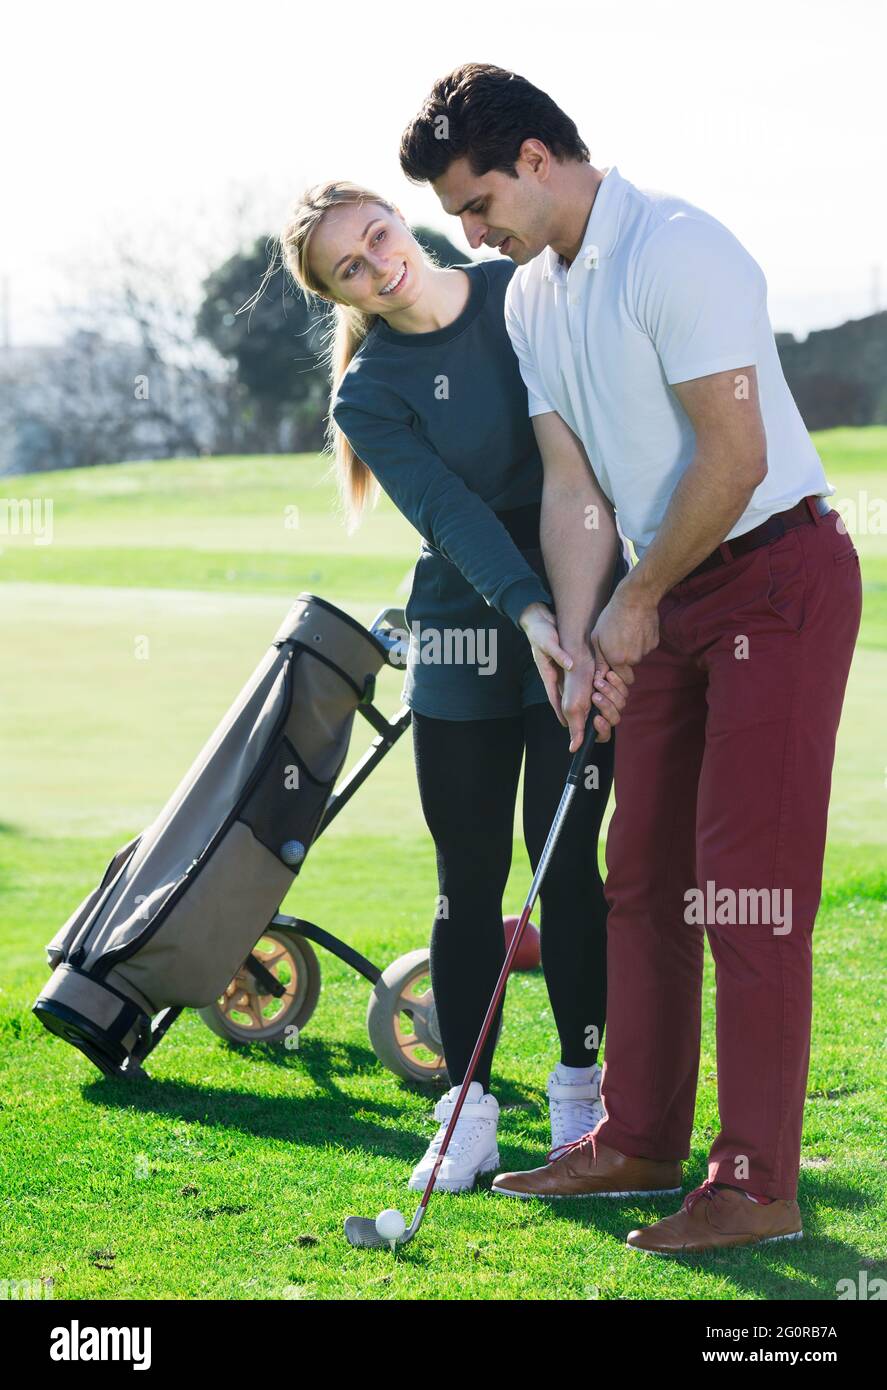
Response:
[626,447,764,604]
[625,367,768,604]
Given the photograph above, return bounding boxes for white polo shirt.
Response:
[504,166,832,555]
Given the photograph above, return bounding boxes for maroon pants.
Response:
[595,506,861,1198]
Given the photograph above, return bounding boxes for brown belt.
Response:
[684,495,830,580]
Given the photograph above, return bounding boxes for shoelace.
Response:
[429,1111,493,1160]
[684,1179,727,1213]
[550,1099,601,1156]
[547,1128,599,1165]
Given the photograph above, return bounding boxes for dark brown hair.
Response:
[400,63,590,184]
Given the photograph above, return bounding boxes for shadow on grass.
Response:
[226,1034,383,1081]
[84,1069,424,1161]
[75,1032,552,1167]
[154,1031,542,1108]
[198,1033,462,1098]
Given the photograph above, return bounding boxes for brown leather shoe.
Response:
[492,1133,682,1199]
[626,1181,803,1254]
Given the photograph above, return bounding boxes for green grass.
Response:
[1,433,885,1300]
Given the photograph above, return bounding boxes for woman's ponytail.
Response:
[267,181,401,531]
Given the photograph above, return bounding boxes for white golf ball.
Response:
[375,1208,406,1242]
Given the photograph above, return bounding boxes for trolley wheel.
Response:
[197,927,321,1046]
[367,949,448,1085]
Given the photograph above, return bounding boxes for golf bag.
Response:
[33,594,389,1076]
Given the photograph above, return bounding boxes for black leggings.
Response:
[412,700,614,1091]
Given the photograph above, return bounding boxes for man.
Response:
[399,63,862,1252]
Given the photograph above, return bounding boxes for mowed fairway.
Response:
[1,432,884,1300]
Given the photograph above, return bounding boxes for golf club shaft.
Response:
[418,716,599,1212]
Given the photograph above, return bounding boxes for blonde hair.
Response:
[259,181,406,532]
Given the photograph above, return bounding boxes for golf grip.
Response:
[419,715,600,1210]
[567,710,600,787]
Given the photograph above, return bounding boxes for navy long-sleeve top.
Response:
[332,259,556,719]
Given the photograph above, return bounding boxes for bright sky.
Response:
[4,0,885,344]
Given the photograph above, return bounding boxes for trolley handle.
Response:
[369,606,411,669]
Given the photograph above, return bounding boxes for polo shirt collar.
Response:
[542,165,629,284]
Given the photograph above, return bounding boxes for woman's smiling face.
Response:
[309,202,423,312]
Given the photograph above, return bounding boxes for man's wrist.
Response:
[622,562,665,608]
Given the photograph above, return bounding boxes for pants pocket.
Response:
[765,532,807,634]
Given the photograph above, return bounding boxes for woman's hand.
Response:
[520,602,629,746]
[561,652,630,749]
[520,602,574,721]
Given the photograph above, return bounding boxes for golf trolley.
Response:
[194,606,447,1086]
[35,600,449,1087]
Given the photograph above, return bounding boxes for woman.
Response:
[275,182,627,1193]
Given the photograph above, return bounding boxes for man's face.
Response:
[432,153,552,265]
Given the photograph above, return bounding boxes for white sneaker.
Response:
[548,1064,604,1159]
[408,1082,500,1193]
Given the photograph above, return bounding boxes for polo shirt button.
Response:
[570,295,580,305]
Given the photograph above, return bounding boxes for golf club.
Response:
[344,711,600,1250]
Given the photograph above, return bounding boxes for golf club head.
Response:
[344,1216,389,1249]
[344,1208,422,1250]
